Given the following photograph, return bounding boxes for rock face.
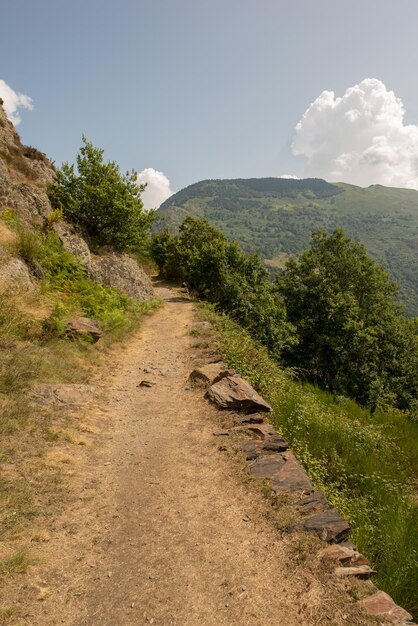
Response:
[0,100,55,227]
[90,253,155,301]
[53,221,91,272]
[206,375,272,413]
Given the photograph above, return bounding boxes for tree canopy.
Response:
[276,229,418,414]
[48,136,154,252]
[151,217,295,355]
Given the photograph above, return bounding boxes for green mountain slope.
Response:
[158,178,418,316]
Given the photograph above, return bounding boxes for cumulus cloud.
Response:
[279,174,300,179]
[292,78,418,189]
[0,79,33,125]
[137,168,174,210]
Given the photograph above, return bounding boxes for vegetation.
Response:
[153,217,417,417]
[158,178,418,316]
[151,216,294,355]
[48,136,155,252]
[199,303,418,618]
[277,229,418,415]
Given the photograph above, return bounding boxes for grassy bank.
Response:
[199,303,418,618]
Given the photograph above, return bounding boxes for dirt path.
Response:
[17,287,368,625]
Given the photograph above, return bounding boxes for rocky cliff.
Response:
[0,100,154,301]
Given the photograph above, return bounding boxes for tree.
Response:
[48,136,155,251]
[152,217,295,355]
[277,229,418,413]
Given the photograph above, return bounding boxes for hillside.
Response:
[158,178,418,316]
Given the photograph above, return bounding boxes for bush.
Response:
[48,136,155,252]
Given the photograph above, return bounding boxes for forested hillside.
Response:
[158,178,418,316]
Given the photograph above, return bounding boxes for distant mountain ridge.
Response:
[158,177,418,316]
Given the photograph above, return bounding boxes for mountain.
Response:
[158,178,418,316]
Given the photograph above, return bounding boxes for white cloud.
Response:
[0,79,33,126]
[279,174,300,179]
[137,168,174,210]
[292,78,418,189]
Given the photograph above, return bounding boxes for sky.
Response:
[2,0,418,208]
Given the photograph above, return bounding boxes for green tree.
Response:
[277,229,418,413]
[48,136,154,251]
[152,217,295,355]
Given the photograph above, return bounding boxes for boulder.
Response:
[361,591,413,623]
[246,423,277,439]
[64,317,103,342]
[53,221,91,272]
[205,375,272,413]
[0,257,36,291]
[297,492,328,515]
[90,253,154,301]
[301,508,351,543]
[189,364,235,388]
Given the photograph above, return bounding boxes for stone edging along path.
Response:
[189,362,416,626]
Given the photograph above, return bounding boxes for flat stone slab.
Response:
[189,364,235,388]
[246,423,277,440]
[334,565,375,579]
[206,376,272,413]
[297,492,328,515]
[249,455,286,479]
[64,317,103,342]
[361,591,413,623]
[234,413,264,425]
[318,544,368,566]
[30,384,96,406]
[272,451,313,494]
[302,508,351,543]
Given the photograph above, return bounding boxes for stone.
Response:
[301,508,351,543]
[189,364,235,388]
[242,440,259,460]
[234,413,264,425]
[64,317,103,342]
[90,253,154,301]
[53,221,91,272]
[261,438,288,453]
[0,256,36,291]
[334,565,375,579]
[30,384,96,406]
[361,591,413,623]
[318,544,368,566]
[213,429,230,436]
[272,451,314,494]
[205,375,272,413]
[249,455,286,479]
[297,492,328,514]
[138,380,154,388]
[246,423,277,440]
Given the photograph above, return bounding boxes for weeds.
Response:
[0,549,37,576]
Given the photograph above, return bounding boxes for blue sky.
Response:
[2,0,418,204]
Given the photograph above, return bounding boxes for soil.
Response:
[4,286,373,625]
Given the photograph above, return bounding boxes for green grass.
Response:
[0,549,37,576]
[199,303,418,619]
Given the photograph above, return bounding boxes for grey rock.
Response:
[272,451,314,494]
[206,375,272,413]
[301,508,351,543]
[53,221,91,271]
[234,413,264,425]
[249,455,286,479]
[90,253,155,301]
[0,256,36,290]
[361,591,413,623]
[189,364,235,388]
[64,317,103,342]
